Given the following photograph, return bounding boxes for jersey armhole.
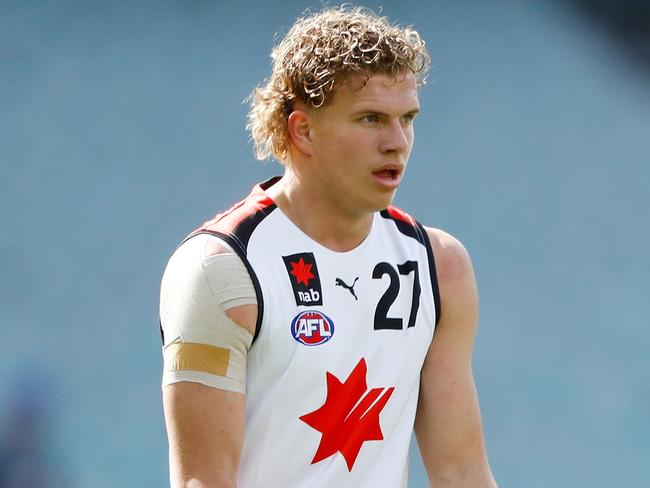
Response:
[417,222,441,326]
[185,230,265,343]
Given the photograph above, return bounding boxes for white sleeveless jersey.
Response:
[188,178,441,488]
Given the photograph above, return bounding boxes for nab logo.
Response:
[298,289,320,303]
[282,252,324,306]
[291,311,335,346]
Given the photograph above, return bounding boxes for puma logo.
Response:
[335,277,359,301]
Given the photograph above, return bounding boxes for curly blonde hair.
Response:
[247,5,430,164]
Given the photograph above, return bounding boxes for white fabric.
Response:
[236,208,437,488]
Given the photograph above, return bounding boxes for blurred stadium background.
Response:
[1,1,648,486]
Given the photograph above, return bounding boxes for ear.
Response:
[287,110,314,157]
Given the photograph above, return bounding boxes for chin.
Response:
[370,193,397,212]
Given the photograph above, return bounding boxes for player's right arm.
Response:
[160,235,257,488]
[164,376,246,487]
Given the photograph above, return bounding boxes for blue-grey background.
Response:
[1,1,648,486]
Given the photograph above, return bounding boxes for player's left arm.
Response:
[415,227,497,487]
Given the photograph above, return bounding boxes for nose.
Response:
[379,118,410,155]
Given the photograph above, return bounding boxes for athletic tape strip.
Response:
[164,342,231,377]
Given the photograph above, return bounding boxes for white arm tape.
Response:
[159,234,256,394]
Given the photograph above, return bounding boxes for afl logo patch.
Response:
[291,311,335,346]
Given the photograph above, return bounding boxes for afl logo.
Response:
[291,311,335,346]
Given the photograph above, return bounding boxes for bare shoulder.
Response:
[422,226,478,346]
[423,227,475,291]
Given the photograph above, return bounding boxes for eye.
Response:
[401,113,417,125]
[362,113,380,123]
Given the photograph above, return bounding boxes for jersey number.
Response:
[372,261,421,330]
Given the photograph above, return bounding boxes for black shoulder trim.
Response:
[179,197,276,344]
[417,223,441,326]
[379,209,424,244]
[186,202,277,256]
[229,207,274,253]
[185,230,265,343]
[159,318,165,345]
[379,209,441,325]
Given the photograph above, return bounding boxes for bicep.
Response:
[164,382,245,487]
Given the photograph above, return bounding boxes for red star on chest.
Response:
[290,257,315,286]
[299,358,395,471]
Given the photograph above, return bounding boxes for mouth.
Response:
[371,165,403,189]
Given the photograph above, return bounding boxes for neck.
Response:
[265,172,375,252]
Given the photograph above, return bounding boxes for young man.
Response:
[160,6,497,487]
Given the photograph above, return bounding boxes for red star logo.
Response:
[290,258,315,286]
[299,358,395,471]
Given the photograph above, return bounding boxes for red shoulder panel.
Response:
[386,205,416,226]
[199,185,274,235]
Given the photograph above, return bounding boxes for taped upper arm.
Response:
[159,234,258,394]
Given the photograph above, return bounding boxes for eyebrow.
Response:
[351,108,420,117]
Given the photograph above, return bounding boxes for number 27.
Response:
[372,260,421,330]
